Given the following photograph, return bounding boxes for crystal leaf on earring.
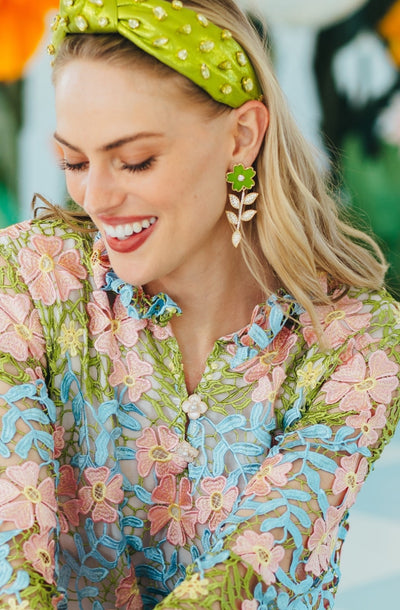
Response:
[229,194,240,210]
[226,211,238,225]
[232,231,242,248]
[241,210,257,221]
[244,193,258,205]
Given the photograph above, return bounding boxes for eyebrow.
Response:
[53,131,164,152]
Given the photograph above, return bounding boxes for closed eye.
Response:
[120,157,155,173]
[59,159,88,172]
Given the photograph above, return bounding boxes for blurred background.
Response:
[0,0,399,607]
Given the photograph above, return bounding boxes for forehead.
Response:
[54,59,229,150]
[55,60,190,136]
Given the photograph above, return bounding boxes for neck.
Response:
[145,241,274,393]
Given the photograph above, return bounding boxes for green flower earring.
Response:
[226,164,258,247]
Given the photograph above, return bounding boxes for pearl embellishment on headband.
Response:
[50,0,263,108]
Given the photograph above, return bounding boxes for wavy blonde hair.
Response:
[50,0,387,323]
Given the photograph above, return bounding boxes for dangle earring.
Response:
[225,163,258,248]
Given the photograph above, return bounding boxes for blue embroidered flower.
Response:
[230,295,299,368]
[102,271,182,326]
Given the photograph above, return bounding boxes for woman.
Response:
[0,0,399,608]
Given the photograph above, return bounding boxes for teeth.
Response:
[103,217,156,240]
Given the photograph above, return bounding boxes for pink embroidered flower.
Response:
[0,293,45,361]
[226,305,273,371]
[0,220,30,242]
[339,333,378,364]
[18,234,87,306]
[115,564,143,609]
[244,454,293,497]
[242,602,258,610]
[53,425,65,459]
[90,236,111,289]
[51,594,65,609]
[251,366,286,404]
[109,352,153,402]
[305,506,344,576]
[346,405,387,447]
[332,454,368,507]
[300,294,372,349]
[78,467,123,523]
[244,328,297,382]
[196,476,239,531]
[322,350,399,413]
[147,321,173,340]
[57,465,81,533]
[136,426,188,478]
[23,531,55,584]
[232,530,284,585]
[0,462,57,530]
[87,290,146,359]
[148,475,198,546]
[25,366,44,381]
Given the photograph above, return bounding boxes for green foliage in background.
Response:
[343,135,400,300]
[0,81,22,227]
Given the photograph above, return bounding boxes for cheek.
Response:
[65,174,85,207]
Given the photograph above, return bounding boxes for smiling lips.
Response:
[102,216,157,240]
[102,216,157,253]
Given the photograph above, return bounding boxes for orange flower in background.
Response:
[379,0,400,66]
[0,0,58,82]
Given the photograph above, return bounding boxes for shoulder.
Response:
[0,216,96,305]
[0,216,94,263]
[297,285,400,352]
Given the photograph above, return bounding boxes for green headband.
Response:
[49,0,263,108]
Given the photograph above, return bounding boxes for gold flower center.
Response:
[259,464,272,478]
[124,375,136,387]
[91,251,99,266]
[92,481,107,502]
[355,377,376,392]
[62,328,79,345]
[39,254,55,273]
[110,319,120,334]
[210,491,223,511]
[14,323,33,341]
[149,446,171,462]
[23,485,41,504]
[325,310,346,324]
[255,545,271,565]
[168,503,181,521]
[260,351,278,366]
[345,472,357,490]
[38,549,51,565]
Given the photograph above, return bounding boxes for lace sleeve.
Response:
[155,295,400,610]
[0,242,60,608]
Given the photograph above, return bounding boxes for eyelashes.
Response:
[120,157,155,173]
[58,159,88,172]
[58,157,155,173]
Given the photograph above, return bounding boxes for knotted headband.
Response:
[49,0,263,108]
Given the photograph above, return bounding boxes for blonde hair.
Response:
[50,0,387,323]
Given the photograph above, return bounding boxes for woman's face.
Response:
[54,59,236,291]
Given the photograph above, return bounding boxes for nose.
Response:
[81,163,124,216]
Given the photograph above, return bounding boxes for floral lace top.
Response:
[0,217,399,610]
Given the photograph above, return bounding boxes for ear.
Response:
[230,100,269,168]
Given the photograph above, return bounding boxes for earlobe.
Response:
[230,100,269,167]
